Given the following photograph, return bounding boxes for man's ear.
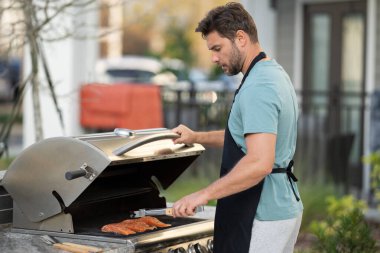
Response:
[235,30,248,47]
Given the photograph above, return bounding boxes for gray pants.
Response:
[249,213,303,253]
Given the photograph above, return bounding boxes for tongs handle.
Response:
[53,243,101,253]
[41,235,102,253]
[112,132,180,156]
[135,206,205,217]
[147,206,204,215]
[144,208,173,216]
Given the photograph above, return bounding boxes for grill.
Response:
[2,128,214,253]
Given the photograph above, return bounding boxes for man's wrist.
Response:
[193,131,201,144]
[200,187,212,203]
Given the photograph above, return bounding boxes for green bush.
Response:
[298,183,337,232]
[310,195,376,253]
[363,151,380,210]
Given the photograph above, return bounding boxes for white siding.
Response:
[376,0,380,89]
[22,3,98,147]
[276,0,297,80]
[242,0,277,58]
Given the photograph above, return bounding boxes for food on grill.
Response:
[101,216,171,235]
[121,219,156,232]
[138,216,171,228]
[101,224,136,235]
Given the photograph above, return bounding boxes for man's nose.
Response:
[211,53,219,63]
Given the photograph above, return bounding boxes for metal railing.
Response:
[162,87,371,192]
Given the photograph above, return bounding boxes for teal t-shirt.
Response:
[228,59,303,220]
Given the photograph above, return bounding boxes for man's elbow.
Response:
[259,159,275,176]
[261,165,273,176]
[246,155,275,177]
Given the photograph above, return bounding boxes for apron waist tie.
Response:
[271,160,300,201]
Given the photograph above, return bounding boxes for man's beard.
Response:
[224,42,242,76]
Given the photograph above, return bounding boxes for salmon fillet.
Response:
[138,216,171,228]
[101,216,170,235]
[101,223,136,235]
[121,219,156,232]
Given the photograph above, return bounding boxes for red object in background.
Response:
[80,83,163,130]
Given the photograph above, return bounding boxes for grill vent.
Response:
[0,185,12,224]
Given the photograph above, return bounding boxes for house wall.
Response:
[275,0,377,199]
[276,0,297,81]
[242,0,278,58]
[276,0,378,90]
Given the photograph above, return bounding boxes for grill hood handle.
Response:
[112,132,181,156]
[114,127,168,137]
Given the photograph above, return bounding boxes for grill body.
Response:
[3,129,214,252]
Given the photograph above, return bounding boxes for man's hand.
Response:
[172,124,197,145]
[172,190,209,217]
[172,124,225,147]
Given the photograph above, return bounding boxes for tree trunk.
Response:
[23,1,43,142]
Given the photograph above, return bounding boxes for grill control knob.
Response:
[207,239,213,253]
[175,247,186,253]
[194,243,208,253]
[167,248,175,253]
[187,243,196,253]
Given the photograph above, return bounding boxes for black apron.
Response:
[213,52,299,253]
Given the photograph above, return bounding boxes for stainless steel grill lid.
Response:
[2,129,204,223]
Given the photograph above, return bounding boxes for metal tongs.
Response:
[132,206,205,218]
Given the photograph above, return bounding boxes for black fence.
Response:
[295,90,369,194]
[162,87,373,194]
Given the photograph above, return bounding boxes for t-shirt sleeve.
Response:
[238,84,281,135]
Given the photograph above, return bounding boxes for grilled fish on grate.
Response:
[101,216,171,235]
[101,224,136,235]
[137,216,171,228]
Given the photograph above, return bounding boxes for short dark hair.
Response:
[195,2,258,43]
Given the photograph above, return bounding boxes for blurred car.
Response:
[184,68,242,92]
[95,55,177,86]
[217,73,242,91]
[0,58,21,101]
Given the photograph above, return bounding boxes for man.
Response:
[171,2,303,253]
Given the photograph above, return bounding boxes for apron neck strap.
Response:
[234,51,266,98]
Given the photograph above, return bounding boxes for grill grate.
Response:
[74,216,205,239]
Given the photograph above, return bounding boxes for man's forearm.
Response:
[194,130,225,147]
[199,133,276,201]
[201,154,271,201]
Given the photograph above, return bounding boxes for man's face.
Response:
[206,31,243,76]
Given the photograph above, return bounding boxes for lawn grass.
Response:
[0,157,13,171]
[298,183,338,232]
[163,173,338,229]
[163,174,217,206]
[163,175,338,253]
